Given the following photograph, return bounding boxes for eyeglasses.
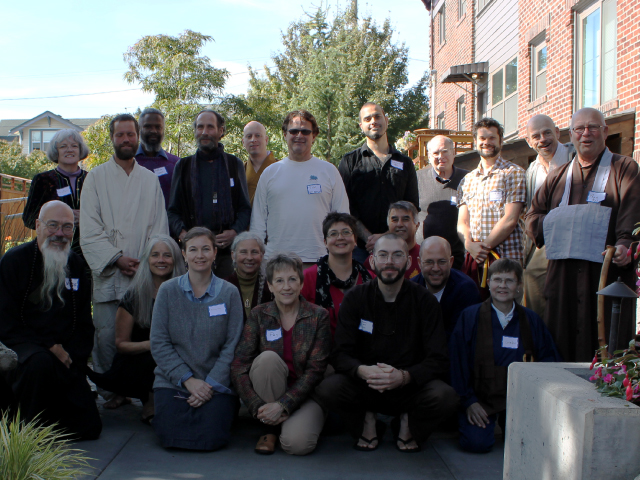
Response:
[288,129,313,136]
[421,259,450,267]
[327,229,353,239]
[571,125,604,135]
[491,278,517,287]
[374,251,407,264]
[43,221,74,235]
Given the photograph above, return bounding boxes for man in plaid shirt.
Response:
[457,118,526,296]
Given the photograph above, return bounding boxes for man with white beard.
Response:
[0,200,101,439]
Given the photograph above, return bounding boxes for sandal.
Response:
[396,437,421,453]
[140,415,154,426]
[103,395,131,409]
[353,435,379,451]
[255,434,277,455]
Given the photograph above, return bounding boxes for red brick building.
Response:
[422,0,639,168]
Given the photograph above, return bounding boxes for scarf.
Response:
[189,146,234,229]
[314,255,372,309]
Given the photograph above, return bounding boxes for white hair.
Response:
[39,237,71,311]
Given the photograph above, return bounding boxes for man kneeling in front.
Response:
[314,233,458,452]
[449,259,559,453]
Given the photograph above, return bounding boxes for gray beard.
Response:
[39,238,71,311]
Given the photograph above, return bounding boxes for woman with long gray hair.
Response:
[88,234,184,423]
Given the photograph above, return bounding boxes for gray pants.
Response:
[92,300,120,399]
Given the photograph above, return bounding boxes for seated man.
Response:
[412,237,481,338]
[449,259,560,453]
[0,200,101,440]
[314,233,458,452]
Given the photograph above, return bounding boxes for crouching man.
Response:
[449,259,559,453]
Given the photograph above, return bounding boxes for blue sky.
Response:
[0,0,431,120]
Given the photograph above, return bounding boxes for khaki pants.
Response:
[523,246,547,321]
[249,351,324,455]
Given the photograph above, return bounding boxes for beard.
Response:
[363,129,385,141]
[141,135,162,154]
[480,144,502,159]
[113,142,138,160]
[39,237,71,311]
[196,136,219,153]
[374,263,407,285]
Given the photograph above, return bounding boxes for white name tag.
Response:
[230,178,235,187]
[266,328,282,341]
[56,186,71,197]
[64,278,79,291]
[587,191,606,203]
[359,319,374,334]
[502,336,519,349]
[307,184,322,194]
[450,195,457,205]
[208,304,227,316]
[489,190,503,202]
[390,160,404,170]
[154,167,168,176]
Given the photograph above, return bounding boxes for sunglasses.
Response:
[288,128,313,136]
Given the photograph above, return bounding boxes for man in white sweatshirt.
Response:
[250,110,349,267]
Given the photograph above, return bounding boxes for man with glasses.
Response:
[338,103,419,263]
[525,107,640,362]
[251,110,349,268]
[314,233,458,452]
[449,259,559,453]
[412,236,481,338]
[0,201,101,439]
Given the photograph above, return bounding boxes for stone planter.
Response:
[504,362,640,480]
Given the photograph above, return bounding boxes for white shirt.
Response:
[533,143,568,193]
[433,288,445,302]
[250,156,350,262]
[492,302,516,329]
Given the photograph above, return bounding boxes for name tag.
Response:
[230,178,235,187]
[489,190,503,202]
[307,184,322,194]
[56,186,71,197]
[154,167,168,176]
[359,319,374,334]
[208,304,227,316]
[502,336,519,349]
[587,191,606,203]
[266,328,282,341]
[213,192,218,204]
[64,278,79,291]
[450,195,457,205]
[390,160,404,170]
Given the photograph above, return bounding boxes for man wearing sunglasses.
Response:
[0,200,101,439]
[525,107,640,361]
[250,110,349,268]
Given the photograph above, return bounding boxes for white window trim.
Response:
[490,57,519,135]
[29,129,59,153]
[531,41,547,101]
[439,5,446,45]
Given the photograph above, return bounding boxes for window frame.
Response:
[457,97,466,131]
[459,0,467,19]
[29,129,59,153]
[531,41,548,101]
[439,5,446,45]
[490,57,519,135]
[437,112,446,130]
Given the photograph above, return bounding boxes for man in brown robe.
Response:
[525,108,640,362]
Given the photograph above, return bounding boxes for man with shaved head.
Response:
[0,200,100,438]
[417,135,469,269]
[242,120,278,206]
[412,236,481,337]
[525,108,640,361]
[522,115,574,320]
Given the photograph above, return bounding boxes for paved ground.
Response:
[75,400,504,480]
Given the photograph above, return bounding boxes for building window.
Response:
[439,6,446,44]
[30,130,58,153]
[531,42,547,100]
[490,57,518,134]
[459,0,467,18]
[477,90,487,119]
[457,98,466,131]
[437,112,445,130]
[477,0,492,12]
[577,0,617,108]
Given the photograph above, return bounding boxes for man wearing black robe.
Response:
[0,200,101,439]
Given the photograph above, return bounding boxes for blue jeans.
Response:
[458,410,498,453]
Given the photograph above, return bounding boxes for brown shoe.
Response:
[254,434,277,455]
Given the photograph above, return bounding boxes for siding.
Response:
[475,0,519,72]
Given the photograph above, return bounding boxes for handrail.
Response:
[0,173,30,182]
[0,197,28,204]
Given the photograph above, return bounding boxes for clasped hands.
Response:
[357,363,406,392]
[257,403,289,426]
[467,241,492,264]
[183,378,214,409]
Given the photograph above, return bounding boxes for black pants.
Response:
[88,351,155,403]
[4,350,101,440]
[314,373,459,443]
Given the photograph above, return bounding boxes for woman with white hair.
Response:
[89,234,185,423]
[23,129,90,259]
[225,231,273,321]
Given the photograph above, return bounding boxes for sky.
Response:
[0,0,431,121]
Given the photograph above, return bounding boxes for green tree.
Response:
[82,115,114,169]
[0,140,50,180]
[222,5,429,165]
[124,30,229,157]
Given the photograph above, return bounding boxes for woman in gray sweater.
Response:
[150,227,244,451]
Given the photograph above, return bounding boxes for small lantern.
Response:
[596,277,639,356]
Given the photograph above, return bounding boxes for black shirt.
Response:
[338,143,419,248]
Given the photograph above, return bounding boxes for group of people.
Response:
[0,100,637,456]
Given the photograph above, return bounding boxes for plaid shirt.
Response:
[457,156,526,262]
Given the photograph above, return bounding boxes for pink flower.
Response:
[626,384,633,402]
[627,247,632,258]
[603,374,613,383]
[595,367,603,378]
[589,375,598,382]
[620,365,627,374]
[623,374,630,387]
[589,356,597,370]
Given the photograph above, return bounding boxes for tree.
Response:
[0,140,50,180]
[124,30,229,157]
[82,115,114,169]
[222,5,429,165]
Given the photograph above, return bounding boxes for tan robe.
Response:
[524,151,640,361]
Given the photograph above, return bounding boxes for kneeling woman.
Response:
[89,234,184,423]
[231,253,330,455]
[151,227,244,451]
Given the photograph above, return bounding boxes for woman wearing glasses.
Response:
[301,212,373,337]
[151,227,244,451]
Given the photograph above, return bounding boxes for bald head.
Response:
[525,114,560,161]
[242,121,269,161]
[427,135,455,178]
[419,236,454,294]
[570,108,608,163]
[420,236,452,258]
[36,200,74,252]
[38,200,73,222]
[571,108,606,128]
[427,135,454,153]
